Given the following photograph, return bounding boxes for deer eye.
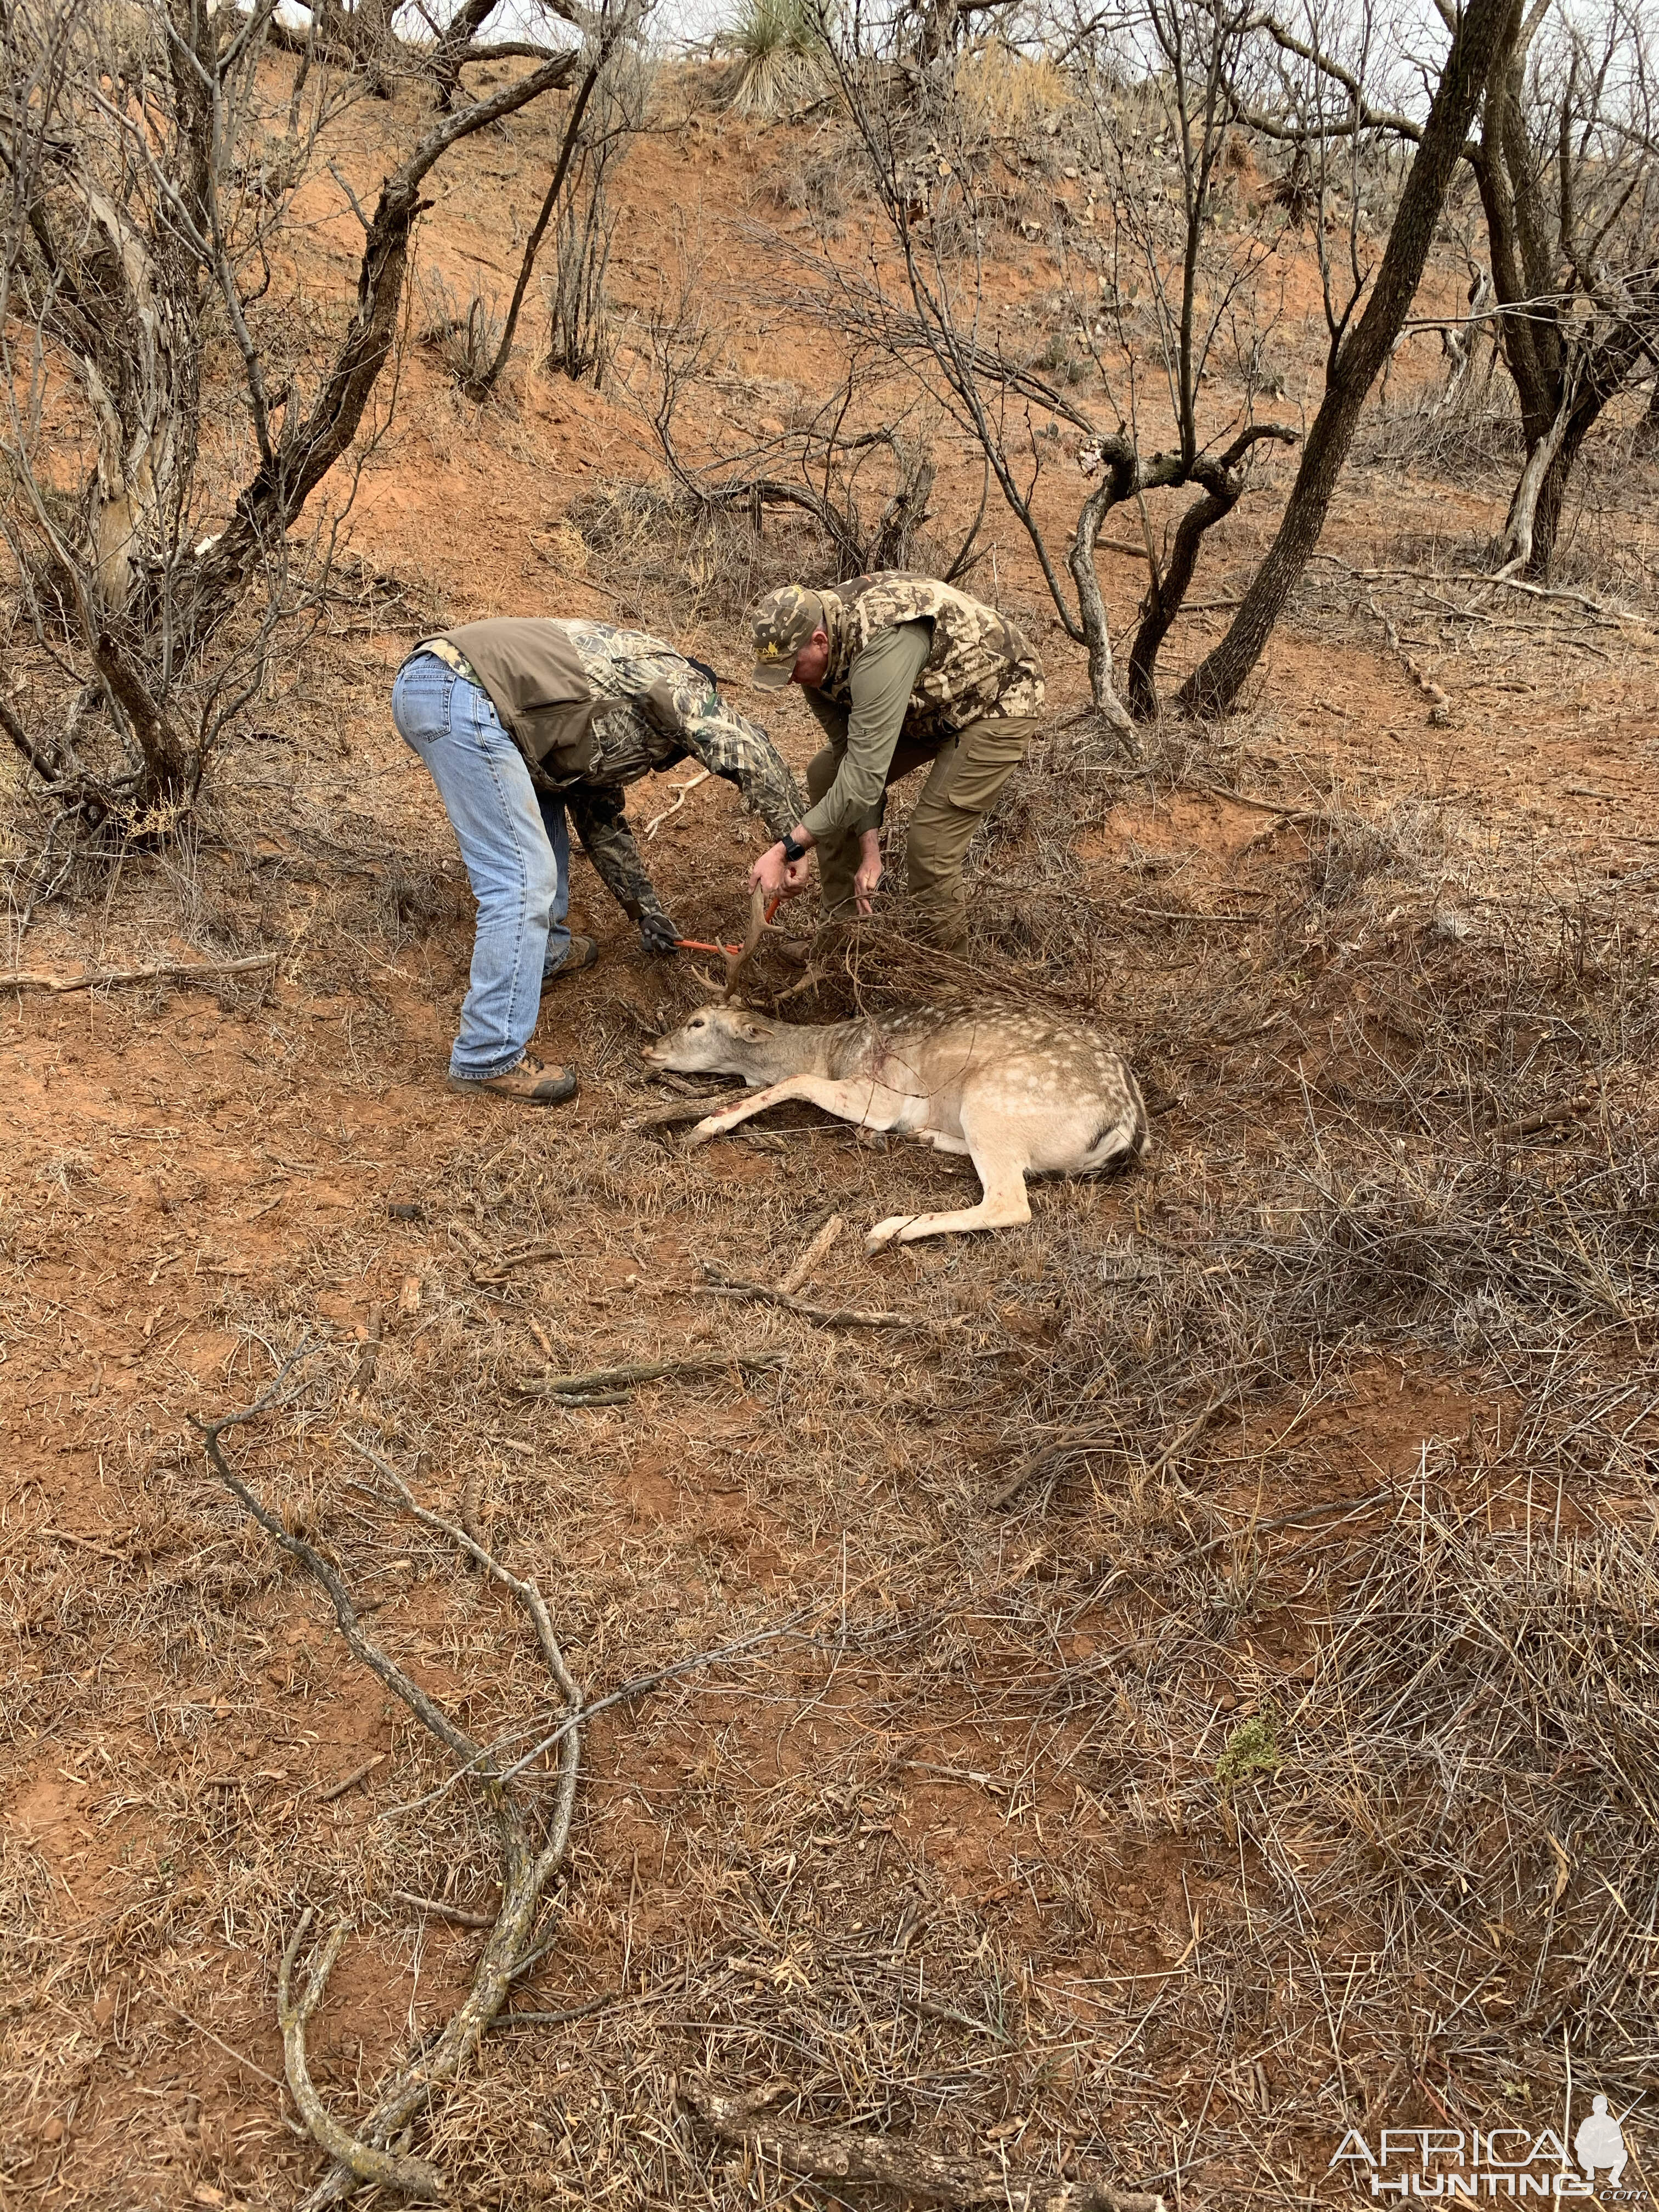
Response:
[689,1017,705,1029]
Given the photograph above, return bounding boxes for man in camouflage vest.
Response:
[746,572,1045,951]
[393,617,803,1104]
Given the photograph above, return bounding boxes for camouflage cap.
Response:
[749,585,825,689]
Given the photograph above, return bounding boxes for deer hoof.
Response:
[865,1215,911,1254]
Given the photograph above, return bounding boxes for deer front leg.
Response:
[687,1075,879,1147]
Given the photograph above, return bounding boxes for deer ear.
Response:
[737,1015,769,1040]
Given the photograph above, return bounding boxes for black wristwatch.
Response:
[781,833,808,864]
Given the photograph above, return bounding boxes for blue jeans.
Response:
[392,652,572,1079]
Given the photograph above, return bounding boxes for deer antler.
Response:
[722,883,772,1002]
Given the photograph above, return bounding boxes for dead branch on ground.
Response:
[317,1753,386,1803]
[391,1888,498,1929]
[676,2075,1167,2211]
[629,1087,748,1130]
[776,1214,844,1294]
[513,1350,788,1403]
[699,1262,929,1331]
[1367,591,1452,725]
[3,952,278,994]
[199,1399,584,2208]
[277,1909,443,2201]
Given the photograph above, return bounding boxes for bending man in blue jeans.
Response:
[393,618,803,1105]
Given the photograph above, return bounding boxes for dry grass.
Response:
[953,47,1075,139]
[568,479,831,631]
[1363,399,1523,481]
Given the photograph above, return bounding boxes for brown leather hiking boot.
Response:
[542,934,597,988]
[447,1053,579,1106]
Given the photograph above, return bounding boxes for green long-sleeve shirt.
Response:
[798,620,933,842]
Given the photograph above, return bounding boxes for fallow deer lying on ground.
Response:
[646,1002,1150,1252]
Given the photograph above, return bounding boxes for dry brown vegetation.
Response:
[3,30,1659,2212]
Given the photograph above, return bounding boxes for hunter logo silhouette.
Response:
[1575,2095,1628,2187]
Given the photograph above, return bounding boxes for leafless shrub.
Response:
[572,461,984,638]
[608,229,981,603]
[1364,402,1523,478]
[566,479,830,627]
[770,129,863,228]
[808,0,1304,733]
[544,39,649,386]
[546,164,619,385]
[419,268,506,388]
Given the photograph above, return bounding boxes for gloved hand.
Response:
[639,910,682,958]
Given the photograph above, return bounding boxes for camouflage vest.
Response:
[432,618,720,782]
[817,573,1044,738]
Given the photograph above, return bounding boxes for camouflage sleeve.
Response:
[566,783,663,919]
[673,695,805,843]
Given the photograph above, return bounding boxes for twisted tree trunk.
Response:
[1500,318,1655,575]
[189,48,579,645]
[1127,425,1297,719]
[1068,464,1137,735]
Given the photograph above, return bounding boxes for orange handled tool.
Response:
[673,895,781,957]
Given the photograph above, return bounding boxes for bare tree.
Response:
[544,32,651,385]
[1178,0,1520,716]
[620,232,977,575]
[1227,0,1657,590]
[816,0,1297,730]
[273,0,584,109]
[457,5,637,401]
[0,0,590,828]
[1471,0,1658,573]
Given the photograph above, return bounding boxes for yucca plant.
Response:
[719,0,835,118]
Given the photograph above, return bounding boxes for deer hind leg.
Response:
[865,1132,1032,1252]
[687,1075,878,1146]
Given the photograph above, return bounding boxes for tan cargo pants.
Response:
[805,714,1040,952]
